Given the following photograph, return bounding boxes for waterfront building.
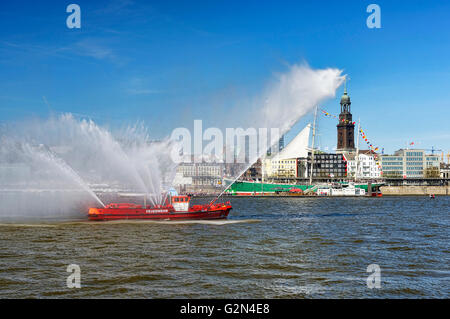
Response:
[381,154,404,178]
[381,149,440,180]
[263,158,297,178]
[425,154,441,178]
[306,152,347,179]
[345,151,382,179]
[440,163,450,183]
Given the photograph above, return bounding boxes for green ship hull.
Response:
[224,179,383,195]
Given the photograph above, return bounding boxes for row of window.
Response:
[406,159,424,163]
[312,173,346,177]
[271,160,296,164]
[318,166,346,170]
[383,166,403,170]
[382,162,402,166]
[406,152,424,157]
[382,157,403,161]
[314,155,343,160]
[313,169,346,173]
[314,160,343,164]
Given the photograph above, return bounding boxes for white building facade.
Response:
[345,153,382,179]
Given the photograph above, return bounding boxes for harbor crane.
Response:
[424,147,445,163]
[424,146,442,155]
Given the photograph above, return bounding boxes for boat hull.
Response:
[88,206,231,221]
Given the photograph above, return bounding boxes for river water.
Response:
[0,196,448,298]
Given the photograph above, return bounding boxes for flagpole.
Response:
[355,118,360,182]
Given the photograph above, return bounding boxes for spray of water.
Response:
[213,64,345,201]
[0,139,102,220]
[258,64,344,133]
[0,115,177,220]
[29,145,106,208]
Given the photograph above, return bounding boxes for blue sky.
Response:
[1,0,450,155]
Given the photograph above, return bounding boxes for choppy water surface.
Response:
[0,196,448,298]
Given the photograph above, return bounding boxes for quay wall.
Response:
[380,185,450,196]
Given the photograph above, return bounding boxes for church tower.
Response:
[336,80,355,152]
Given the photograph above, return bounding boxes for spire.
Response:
[344,76,347,94]
[340,76,351,106]
[344,75,350,95]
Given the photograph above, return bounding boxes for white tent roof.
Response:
[273,124,311,160]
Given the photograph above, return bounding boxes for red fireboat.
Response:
[88,195,232,221]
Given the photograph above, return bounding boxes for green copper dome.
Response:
[340,92,351,105]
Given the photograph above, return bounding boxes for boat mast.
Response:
[309,106,318,185]
[355,117,360,182]
[261,159,264,196]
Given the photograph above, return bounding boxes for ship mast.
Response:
[261,158,264,195]
[309,106,318,185]
[355,117,360,182]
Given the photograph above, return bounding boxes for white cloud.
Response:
[72,39,116,61]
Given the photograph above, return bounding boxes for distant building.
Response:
[263,158,297,179]
[381,149,440,179]
[264,152,348,180]
[345,151,382,179]
[173,162,224,191]
[440,163,450,182]
[307,152,347,179]
[380,154,403,178]
[243,159,262,180]
[278,135,285,151]
[267,135,285,156]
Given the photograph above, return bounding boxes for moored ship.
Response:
[88,195,231,221]
[316,182,366,196]
[223,179,383,196]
